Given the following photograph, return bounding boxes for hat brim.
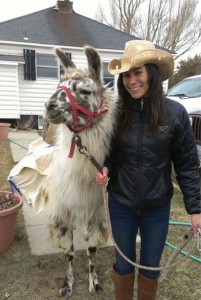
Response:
[108,49,174,81]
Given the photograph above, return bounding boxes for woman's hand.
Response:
[95,167,109,186]
[191,214,201,236]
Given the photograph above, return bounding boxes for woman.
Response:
[95,40,201,300]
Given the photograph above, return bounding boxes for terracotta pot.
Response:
[0,123,11,141]
[0,191,23,252]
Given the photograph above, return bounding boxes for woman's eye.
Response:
[123,73,129,77]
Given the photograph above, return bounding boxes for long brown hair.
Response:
[117,64,166,135]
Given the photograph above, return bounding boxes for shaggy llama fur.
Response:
[43,45,117,298]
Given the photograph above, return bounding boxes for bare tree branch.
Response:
[96,0,201,57]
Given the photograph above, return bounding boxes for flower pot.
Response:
[0,191,23,252]
[0,123,11,141]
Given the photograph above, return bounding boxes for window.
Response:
[36,54,58,79]
[167,77,201,98]
[103,62,114,87]
[23,50,73,80]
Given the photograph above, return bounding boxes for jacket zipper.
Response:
[135,99,144,206]
[141,98,144,110]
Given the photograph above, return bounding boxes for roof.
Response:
[0,3,175,54]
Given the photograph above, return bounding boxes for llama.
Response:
[43,46,117,297]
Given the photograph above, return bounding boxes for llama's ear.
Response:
[84,46,103,84]
[55,48,76,69]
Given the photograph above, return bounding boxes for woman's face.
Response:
[122,65,149,99]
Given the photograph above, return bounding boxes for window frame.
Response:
[36,53,58,79]
[103,62,114,88]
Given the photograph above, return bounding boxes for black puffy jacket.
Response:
[106,97,201,214]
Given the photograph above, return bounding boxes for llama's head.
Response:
[45,46,109,133]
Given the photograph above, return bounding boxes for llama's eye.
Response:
[80,90,91,95]
[60,91,67,102]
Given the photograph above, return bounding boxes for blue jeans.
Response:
[109,197,170,279]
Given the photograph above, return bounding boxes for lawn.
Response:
[0,138,200,300]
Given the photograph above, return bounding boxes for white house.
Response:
[0,0,174,129]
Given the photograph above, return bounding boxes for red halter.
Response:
[58,85,108,157]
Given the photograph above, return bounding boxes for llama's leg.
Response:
[59,243,75,298]
[49,223,75,298]
[86,217,109,294]
[87,246,103,293]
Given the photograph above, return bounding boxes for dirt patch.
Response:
[0,138,201,300]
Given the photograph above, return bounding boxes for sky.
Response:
[0,0,200,61]
[0,0,103,22]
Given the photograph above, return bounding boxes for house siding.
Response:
[0,62,20,118]
[0,43,118,126]
[18,63,58,116]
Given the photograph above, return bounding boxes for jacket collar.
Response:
[127,95,150,111]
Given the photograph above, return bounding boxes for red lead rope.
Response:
[58,85,108,157]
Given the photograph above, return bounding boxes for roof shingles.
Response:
[0,7,175,53]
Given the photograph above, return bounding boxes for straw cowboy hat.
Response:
[108,40,174,81]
